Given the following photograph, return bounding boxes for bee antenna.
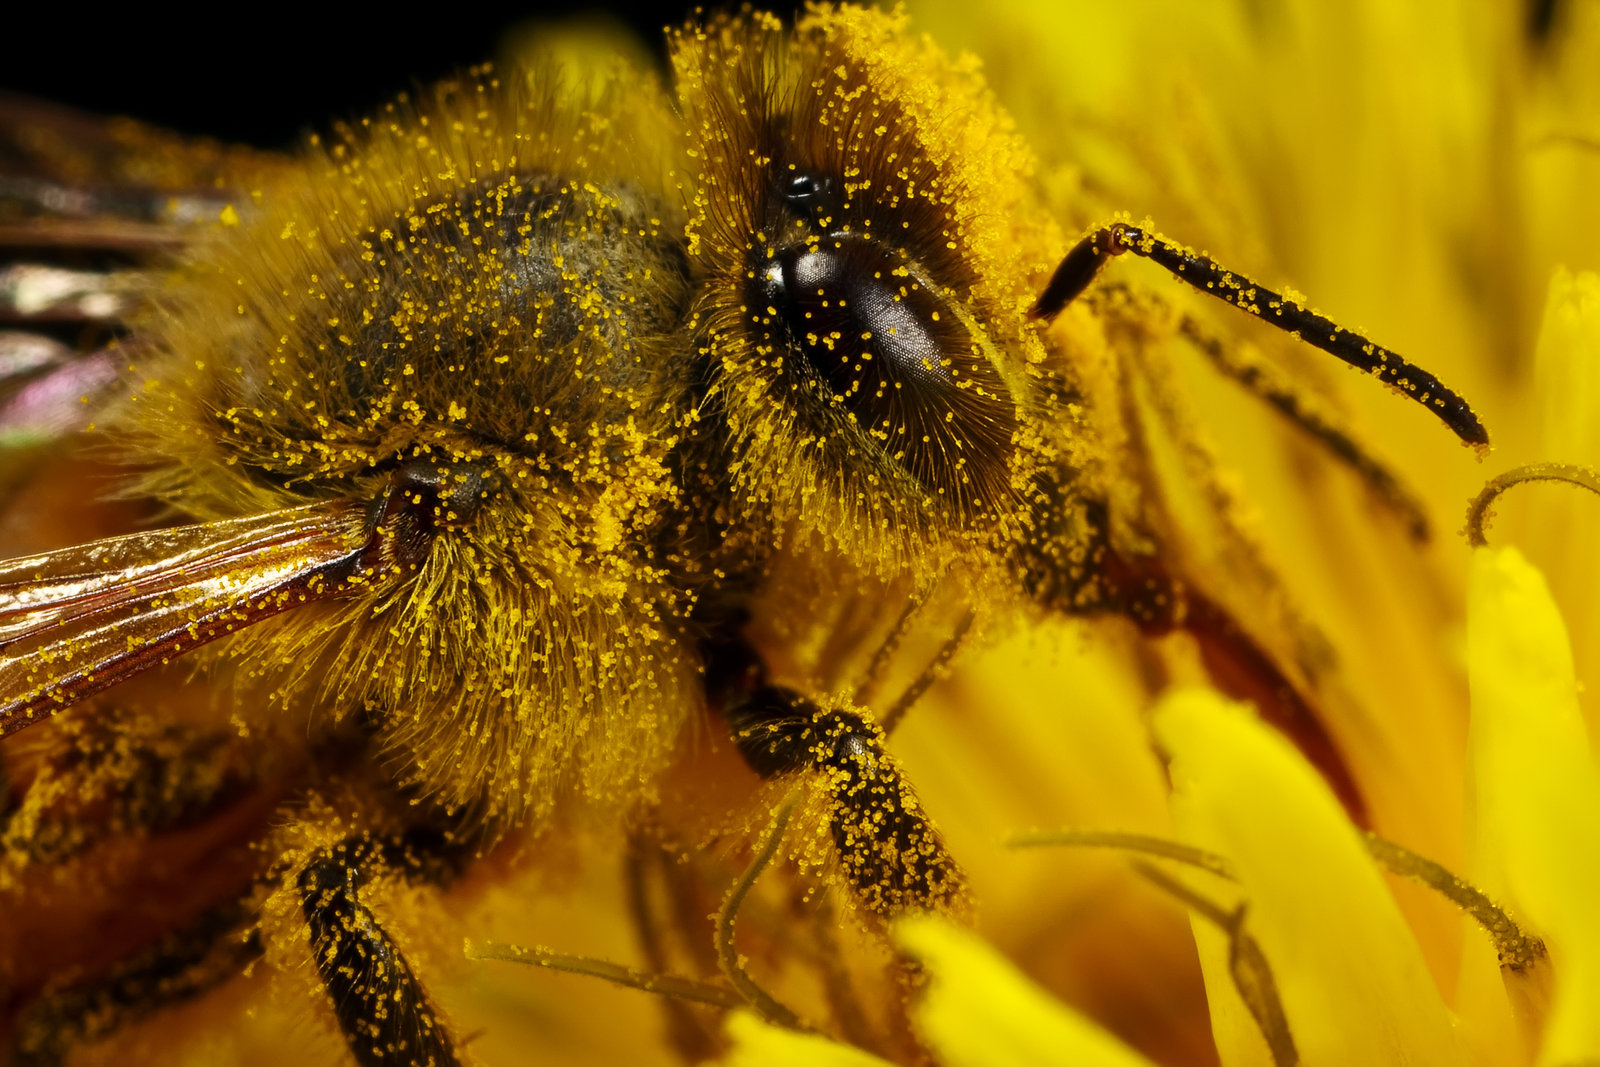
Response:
[1030,222,1490,452]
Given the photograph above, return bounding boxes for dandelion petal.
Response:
[719,1011,891,1067]
[1468,545,1600,1062]
[896,917,1157,1067]
[1155,689,1461,1066]
[1534,269,1600,468]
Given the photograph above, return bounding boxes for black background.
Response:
[2,2,708,149]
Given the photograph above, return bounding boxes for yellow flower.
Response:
[819,1,1600,1065]
[1143,542,1600,1067]
[719,1011,893,1067]
[15,4,1600,1065]
[751,0,1600,1060]
[722,918,1164,1067]
[717,540,1600,1066]
[1158,688,1463,1066]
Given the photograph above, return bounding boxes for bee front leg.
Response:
[296,832,462,1067]
[704,636,967,919]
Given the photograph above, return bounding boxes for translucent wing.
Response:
[0,501,372,734]
[0,93,278,450]
[0,91,268,242]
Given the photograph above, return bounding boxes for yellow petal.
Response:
[1155,689,1461,1066]
[1521,269,1600,676]
[1468,545,1600,1063]
[1533,269,1600,466]
[896,916,1157,1067]
[718,1012,891,1067]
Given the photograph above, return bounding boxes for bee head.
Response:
[676,7,1093,591]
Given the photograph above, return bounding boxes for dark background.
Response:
[1,2,707,149]
[9,1,1569,152]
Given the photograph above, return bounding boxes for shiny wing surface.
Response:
[0,501,371,733]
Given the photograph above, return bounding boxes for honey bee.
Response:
[0,5,1484,1064]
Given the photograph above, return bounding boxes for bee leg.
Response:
[1030,221,1487,448]
[705,635,965,917]
[12,899,260,1066]
[3,719,267,873]
[876,609,974,734]
[297,830,463,1067]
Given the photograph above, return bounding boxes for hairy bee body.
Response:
[0,5,1483,1064]
[121,75,704,829]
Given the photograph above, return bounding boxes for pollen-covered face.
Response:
[674,7,1094,585]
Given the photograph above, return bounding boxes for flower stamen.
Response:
[1465,462,1600,547]
[1006,827,1233,878]
[1133,861,1297,1067]
[1362,832,1548,974]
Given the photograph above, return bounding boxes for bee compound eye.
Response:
[752,232,1021,509]
[763,237,953,413]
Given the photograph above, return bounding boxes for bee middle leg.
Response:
[295,828,465,1067]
